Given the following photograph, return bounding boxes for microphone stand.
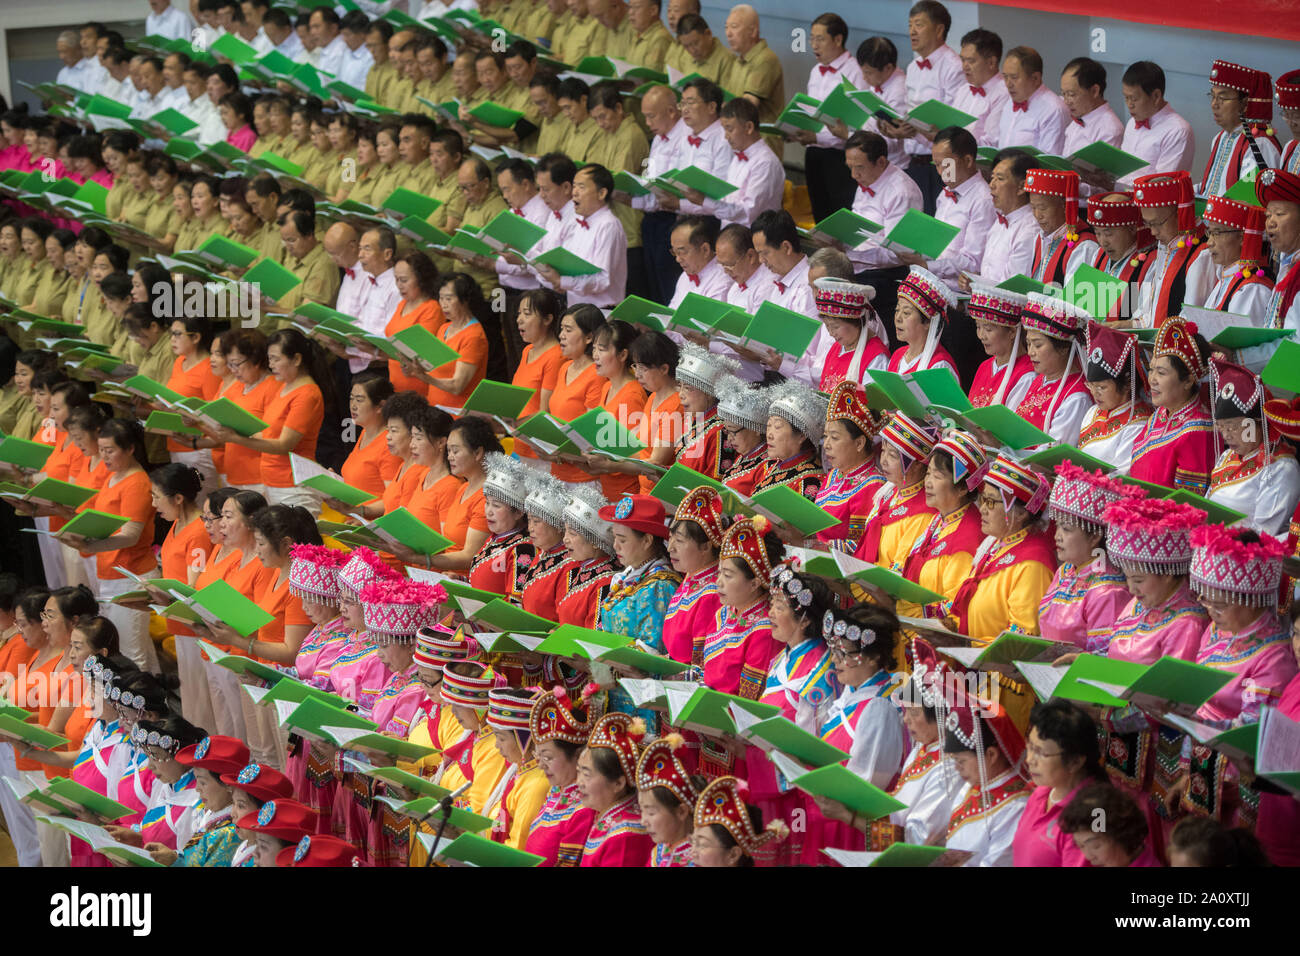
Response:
[420,779,471,867]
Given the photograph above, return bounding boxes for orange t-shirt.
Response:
[13,651,63,772]
[69,455,108,493]
[636,389,684,494]
[85,469,156,581]
[53,692,96,780]
[0,633,37,682]
[425,319,489,409]
[160,515,210,581]
[166,353,223,453]
[43,431,83,532]
[259,381,325,488]
[410,472,462,531]
[598,377,647,501]
[386,299,446,394]
[381,462,429,516]
[221,375,280,486]
[195,544,241,589]
[340,429,400,500]
[39,660,87,779]
[548,360,604,484]
[441,483,489,550]
[513,342,564,460]
[252,566,310,660]
[211,550,272,656]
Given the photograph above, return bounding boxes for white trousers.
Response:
[35,518,68,591]
[266,485,320,515]
[175,635,217,734]
[0,749,42,867]
[204,659,248,741]
[97,576,160,674]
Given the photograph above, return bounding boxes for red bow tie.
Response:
[512,207,522,216]
[576,217,589,229]
[345,267,356,279]
[996,212,1008,226]
[818,64,837,76]
[1072,116,1084,126]
[658,133,670,142]
[969,85,985,96]
[737,281,747,291]
[1134,118,1151,130]
[860,184,874,196]
[873,85,883,94]
[943,187,958,202]
[1012,100,1029,113]
[735,150,748,161]
[553,209,563,220]
[915,58,932,70]
[687,273,700,285]
[687,135,702,147]
[774,280,786,293]
[368,275,377,285]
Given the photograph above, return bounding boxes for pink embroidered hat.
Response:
[1102,496,1206,575]
[288,544,350,606]
[359,578,447,642]
[1189,524,1286,607]
[897,265,956,320]
[1022,293,1090,342]
[1048,461,1146,535]
[967,284,1028,328]
[337,546,401,602]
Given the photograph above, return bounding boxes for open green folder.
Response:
[194,234,260,270]
[1064,263,1129,319]
[1021,443,1114,473]
[447,229,497,258]
[211,32,260,64]
[461,379,535,419]
[121,374,183,404]
[346,761,451,800]
[1262,340,1300,393]
[0,436,53,471]
[195,397,267,437]
[480,209,547,254]
[530,247,601,277]
[1158,714,1259,763]
[788,763,906,818]
[46,778,133,821]
[1163,489,1244,527]
[738,713,849,768]
[535,624,629,659]
[467,100,524,128]
[0,714,69,750]
[867,843,951,867]
[812,81,872,129]
[672,291,745,335]
[648,463,734,509]
[564,407,647,459]
[145,410,203,438]
[959,403,1052,449]
[56,509,130,541]
[740,302,822,358]
[1207,326,1291,351]
[903,99,977,135]
[371,507,454,556]
[407,574,506,612]
[281,698,377,740]
[1078,655,1232,718]
[658,165,737,201]
[380,187,442,220]
[665,685,779,735]
[1054,654,1148,707]
[399,796,494,834]
[433,831,544,867]
[941,631,1073,669]
[242,257,302,303]
[772,94,824,134]
[1068,141,1148,179]
[396,214,453,249]
[467,598,556,634]
[1223,176,1263,207]
[908,367,971,413]
[514,411,578,456]
[747,485,838,536]
[197,640,286,685]
[4,477,97,508]
[257,677,346,710]
[804,208,884,248]
[391,324,460,370]
[190,579,276,637]
[300,473,376,507]
[322,726,437,761]
[995,274,1050,296]
[882,209,960,259]
[610,294,676,332]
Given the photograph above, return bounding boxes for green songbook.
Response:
[810,81,871,128]
[55,509,130,541]
[197,640,287,686]
[9,477,98,508]
[195,397,267,437]
[535,624,629,659]
[657,165,738,201]
[433,831,543,867]
[1223,176,1263,207]
[747,484,838,536]
[396,214,453,249]
[1158,714,1259,764]
[399,796,495,834]
[479,209,547,255]
[391,324,460,370]
[739,302,822,358]
[1055,654,1148,707]
[121,373,183,405]
[461,379,536,418]
[530,247,601,277]
[145,410,203,439]
[281,698,377,738]
[995,274,1050,296]
[665,685,779,736]
[380,187,443,220]
[467,100,524,128]
[1064,263,1129,319]
[297,472,376,508]
[908,367,971,414]
[867,842,951,867]
[242,257,302,303]
[959,403,1052,450]
[788,763,906,819]
[589,644,690,677]
[1206,325,1292,351]
[1163,489,1244,527]
[447,228,497,258]
[738,713,850,768]
[321,726,437,761]
[610,294,677,333]
[514,411,579,456]
[903,99,977,135]
[771,94,824,135]
[466,598,556,634]
[1085,655,1232,717]
[46,777,133,821]
[1262,340,1300,393]
[648,463,734,509]
[194,234,260,270]
[1068,140,1147,178]
[371,507,454,556]
[257,675,347,709]
[804,208,884,248]
[882,208,960,259]
[671,292,746,336]
[0,714,69,750]
[1021,443,1115,473]
[189,579,276,637]
[211,32,260,64]
[0,436,53,471]
[941,631,1073,669]
[564,407,646,459]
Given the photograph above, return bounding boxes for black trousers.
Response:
[626,246,651,302]
[805,146,857,223]
[853,265,910,352]
[940,304,985,390]
[641,211,680,304]
[906,155,944,217]
[316,355,354,473]
[501,287,527,373]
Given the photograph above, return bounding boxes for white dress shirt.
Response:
[681,138,784,227]
[904,44,965,158]
[632,118,688,213]
[930,174,997,281]
[185,95,226,147]
[864,68,909,167]
[995,84,1071,155]
[668,257,733,309]
[56,58,93,94]
[677,119,731,179]
[543,204,627,308]
[251,28,274,57]
[417,0,480,17]
[146,3,195,42]
[336,44,375,92]
[726,262,776,314]
[162,85,190,111]
[495,192,551,290]
[347,266,402,373]
[275,31,306,61]
[1117,104,1195,188]
[950,73,1009,149]
[767,256,826,385]
[335,259,369,320]
[1062,102,1124,155]
[100,75,129,103]
[317,34,350,79]
[1132,241,1215,327]
[193,24,224,52]
[130,87,172,120]
[979,203,1038,282]
[807,51,864,149]
[848,163,923,271]
[1031,224,1099,284]
[1205,267,1274,325]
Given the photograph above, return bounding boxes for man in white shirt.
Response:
[631,85,687,303]
[348,227,402,373]
[184,63,226,146]
[792,13,863,222]
[325,222,365,318]
[534,164,627,309]
[491,158,551,368]
[130,57,172,120]
[969,147,1039,285]
[856,36,909,170]
[55,31,92,93]
[677,97,783,227]
[146,0,195,42]
[1201,196,1274,323]
[77,24,108,89]
[99,48,134,104]
[671,77,732,179]
[1060,57,1124,159]
[995,46,1070,155]
[750,209,831,386]
[241,0,274,55]
[160,53,192,111]
[1116,61,1195,188]
[1131,170,1215,326]
[842,130,922,326]
[501,151,576,283]
[1025,167,1100,286]
[1200,60,1280,198]
[335,10,376,91]
[311,6,349,78]
[950,29,1008,149]
[903,127,996,286]
[263,9,303,60]
[718,223,777,315]
[667,216,732,308]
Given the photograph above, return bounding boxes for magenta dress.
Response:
[578,795,654,867]
[1012,781,1091,866]
[661,566,721,666]
[1037,557,1130,649]
[285,618,352,813]
[134,772,200,850]
[814,460,886,552]
[698,601,777,779]
[68,720,126,867]
[524,782,595,867]
[226,124,257,152]
[1255,673,1300,866]
[650,839,693,866]
[365,664,428,867]
[323,635,391,860]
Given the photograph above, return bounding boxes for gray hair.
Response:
[58,29,81,48]
[808,246,854,281]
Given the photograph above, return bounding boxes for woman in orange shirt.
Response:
[425,416,497,574]
[60,419,158,674]
[512,288,564,460]
[629,331,684,494]
[165,314,222,496]
[587,319,647,501]
[387,251,446,395]
[62,405,107,593]
[205,330,277,494]
[0,589,47,868]
[215,329,328,513]
[338,371,400,504]
[24,370,68,590]
[353,391,429,522]
[544,304,606,485]
[33,587,100,791]
[425,273,490,410]
[400,405,461,549]
[205,330,239,483]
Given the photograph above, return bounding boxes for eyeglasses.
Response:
[1206,92,1241,105]
[1025,743,1064,760]
[1204,228,1241,239]
[226,358,244,370]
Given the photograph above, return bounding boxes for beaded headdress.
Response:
[693,776,786,856]
[765,378,830,446]
[1103,496,1206,575]
[587,712,646,785]
[529,685,595,744]
[719,515,775,582]
[715,377,771,433]
[672,486,726,547]
[1189,524,1286,608]
[482,451,532,511]
[563,482,616,554]
[676,342,741,396]
[288,543,349,606]
[1047,461,1145,536]
[636,733,698,809]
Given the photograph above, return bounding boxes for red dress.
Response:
[887,343,958,377]
[524,782,595,867]
[1014,372,1090,434]
[676,410,732,480]
[1128,399,1215,494]
[661,566,722,666]
[519,544,569,623]
[578,794,654,867]
[467,529,535,599]
[555,557,618,628]
[702,600,777,700]
[969,353,1035,408]
[722,442,768,497]
[820,336,889,390]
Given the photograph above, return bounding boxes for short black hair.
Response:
[1122,61,1165,97]
[752,209,799,250]
[1059,782,1149,855]
[720,96,758,128]
[672,214,718,249]
[1064,56,1107,96]
[855,36,897,71]
[505,39,536,63]
[933,125,977,159]
[676,12,710,36]
[537,151,577,186]
[340,9,370,33]
[1005,46,1043,77]
[556,77,590,103]
[960,28,1002,62]
[811,12,848,45]
[716,222,753,254]
[629,329,679,377]
[908,1,951,38]
[497,157,535,184]
[994,147,1036,184]
[1028,700,1105,781]
[845,130,888,162]
[587,81,623,113]
[577,163,614,201]
[681,76,722,109]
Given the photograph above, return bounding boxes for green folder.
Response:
[197,640,287,685]
[1163,489,1244,527]
[1208,325,1292,351]
[195,397,267,437]
[535,624,630,659]
[747,484,838,536]
[242,257,302,303]
[68,180,109,216]
[299,472,376,507]
[145,410,203,438]
[396,214,453,249]
[1262,340,1300,393]
[322,729,436,761]
[1064,263,1129,319]
[846,87,903,122]
[380,187,443,220]
[610,294,677,332]
[590,644,690,677]
[282,698,377,738]
[658,165,737,201]
[164,137,203,162]
[0,704,32,720]
[252,676,341,709]
[211,32,260,64]
[468,100,524,128]
[1159,714,1259,763]
[83,94,133,119]
[1021,443,1115,473]
[348,762,450,800]
[121,374,184,405]
[996,274,1050,296]
[959,403,1052,449]
[530,247,601,277]
[742,715,850,769]
[46,778,133,821]
[772,93,824,135]
[804,208,884,248]
[419,578,506,613]
[943,631,1069,668]
[811,81,871,129]
[648,463,734,509]
[399,795,495,834]
[55,509,129,541]
[909,367,971,414]
[247,150,304,177]
[0,436,53,471]
[480,209,548,254]
[194,234,260,270]
[514,411,579,455]
[447,229,497,258]
[1055,654,1148,707]
[466,598,556,634]
[1105,656,1232,716]
[666,686,779,735]
[1068,140,1147,178]
[882,208,960,259]
[0,714,69,750]
[866,842,950,867]
[129,107,199,138]
[12,477,98,508]
[371,507,454,556]
[391,324,460,370]
[904,99,977,135]
[612,170,652,197]
[461,380,536,418]
[1223,176,1263,207]
[186,579,275,637]
[671,292,745,335]
[740,302,822,358]
[565,407,647,459]
[433,831,543,866]
[788,763,906,818]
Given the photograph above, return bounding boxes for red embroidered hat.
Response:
[813,276,874,321]
[636,733,698,809]
[1048,461,1145,535]
[897,265,956,320]
[1210,356,1264,415]
[880,412,940,470]
[944,699,1028,797]
[487,686,540,733]
[237,798,317,842]
[1264,395,1300,441]
[288,544,349,606]
[278,834,361,868]
[1133,172,1198,232]
[694,776,787,856]
[932,429,989,491]
[825,381,884,437]
[530,685,595,744]
[1085,191,1142,228]
[720,515,776,581]
[967,284,1028,328]
[1256,167,1300,207]
[1152,316,1207,381]
[359,578,446,642]
[587,712,646,785]
[1209,60,1273,124]
[1103,496,1206,575]
[1025,167,1081,227]
[672,486,726,547]
[441,662,506,709]
[1022,292,1089,341]
[1189,524,1286,607]
[599,493,670,538]
[1085,319,1139,380]
[1203,196,1267,264]
[337,546,401,602]
[221,761,295,803]
[983,454,1050,513]
[413,623,479,670]
[1277,69,1300,110]
[176,735,250,776]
